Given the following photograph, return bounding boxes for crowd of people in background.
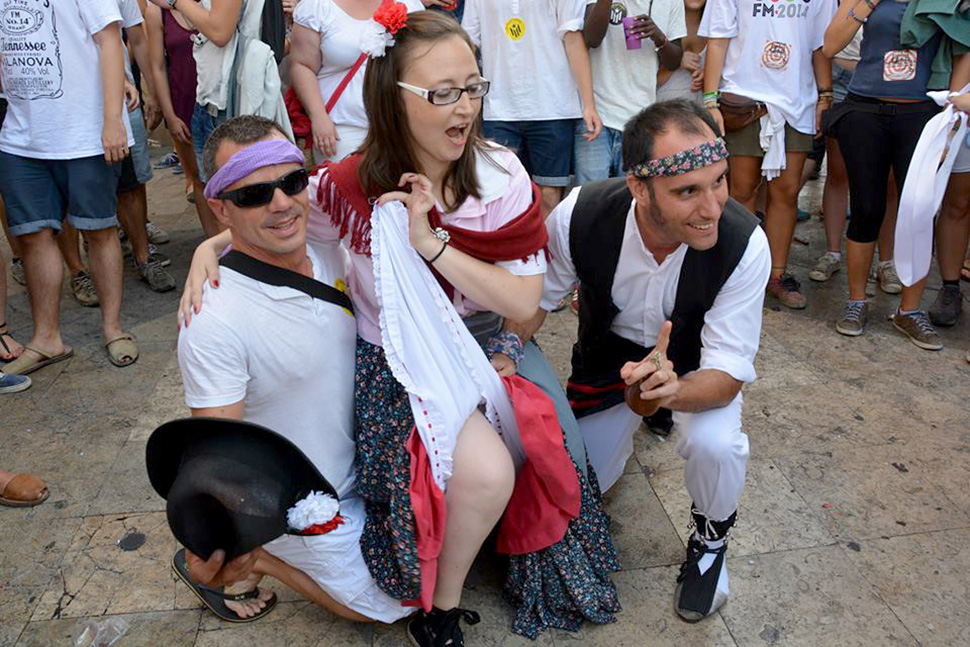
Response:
[1,0,968,386]
[0,0,968,643]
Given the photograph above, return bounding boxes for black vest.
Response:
[565,178,758,418]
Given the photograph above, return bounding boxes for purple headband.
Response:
[631,138,729,179]
[204,139,306,200]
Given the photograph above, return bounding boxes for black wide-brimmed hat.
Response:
[146,417,337,561]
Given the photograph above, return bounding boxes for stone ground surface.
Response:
[2,149,970,647]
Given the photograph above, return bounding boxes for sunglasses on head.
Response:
[216,168,310,208]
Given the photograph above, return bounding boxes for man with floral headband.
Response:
[509,99,771,623]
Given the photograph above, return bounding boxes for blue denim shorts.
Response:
[832,63,854,105]
[573,124,624,184]
[129,106,153,185]
[482,118,577,187]
[0,150,121,236]
[192,102,229,183]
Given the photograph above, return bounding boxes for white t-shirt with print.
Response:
[588,0,687,131]
[463,0,587,121]
[699,0,837,134]
[293,0,425,131]
[0,0,134,159]
[178,242,359,500]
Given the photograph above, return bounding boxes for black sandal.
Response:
[0,322,17,361]
[171,548,277,623]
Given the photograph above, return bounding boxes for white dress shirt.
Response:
[541,187,771,383]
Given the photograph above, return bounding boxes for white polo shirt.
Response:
[463,0,587,121]
[541,187,771,384]
[178,242,358,500]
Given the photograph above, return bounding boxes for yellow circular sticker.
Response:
[505,18,525,41]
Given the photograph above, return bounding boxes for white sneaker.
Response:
[809,252,841,282]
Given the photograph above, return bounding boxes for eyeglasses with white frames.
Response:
[396,80,491,105]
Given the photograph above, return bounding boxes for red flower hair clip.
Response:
[374,1,409,35]
[361,1,409,58]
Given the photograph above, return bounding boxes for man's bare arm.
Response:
[503,308,549,344]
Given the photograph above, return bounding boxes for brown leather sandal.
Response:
[0,472,49,507]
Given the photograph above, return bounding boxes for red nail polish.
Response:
[213,280,219,287]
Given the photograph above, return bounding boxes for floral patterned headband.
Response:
[361,1,410,58]
[630,138,729,179]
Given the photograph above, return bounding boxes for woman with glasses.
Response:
[289,0,427,163]
[180,10,619,645]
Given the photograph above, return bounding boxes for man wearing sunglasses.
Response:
[174,115,413,625]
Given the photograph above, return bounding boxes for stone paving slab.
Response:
[2,159,970,646]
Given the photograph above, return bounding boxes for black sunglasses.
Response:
[216,168,310,208]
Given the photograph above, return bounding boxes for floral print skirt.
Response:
[354,337,621,637]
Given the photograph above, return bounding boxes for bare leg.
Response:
[57,223,87,276]
[433,410,515,610]
[117,186,151,265]
[847,239,876,301]
[18,229,67,356]
[0,199,24,259]
[252,550,372,622]
[936,173,970,281]
[899,277,927,312]
[727,155,762,215]
[822,137,848,253]
[539,185,563,220]
[173,136,222,238]
[764,152,808,279]
[82,227,124,341]
[0,246,24,360]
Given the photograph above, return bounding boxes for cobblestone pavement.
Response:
[2,156,969,647]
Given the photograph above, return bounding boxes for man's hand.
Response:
[281,0,300,15]
[621,321,680,414]
[690,68,704,92]
[681,51,702,72]
[144,94,163,131]
[815,98,831,139]
[490,353,517,377]
[185,548,259,588]
[951,92,970,114]
[629,15,667,49]
[124,81,141,112]
[102,118,129,165]
[166,114,193,144]
[581,105,603,142]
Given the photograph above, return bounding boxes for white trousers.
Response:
[580,393,749,522]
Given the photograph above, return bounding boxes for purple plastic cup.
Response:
[622,16,642,50]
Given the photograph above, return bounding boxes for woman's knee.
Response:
[450,414,515,507]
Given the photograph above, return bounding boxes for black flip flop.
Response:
[172,548,277,623]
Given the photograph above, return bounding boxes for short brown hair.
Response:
[358,11,485,212]
[202,115,288,178]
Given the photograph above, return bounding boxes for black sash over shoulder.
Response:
[220,250,354,316]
